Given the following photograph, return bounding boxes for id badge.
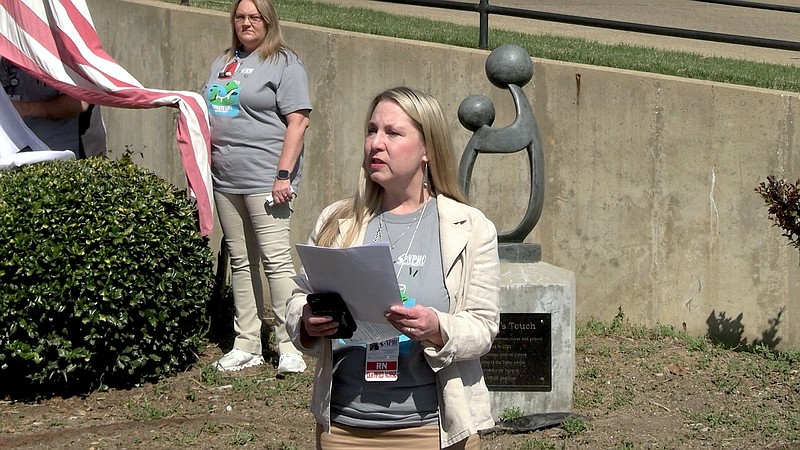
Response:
[365,337,399,382]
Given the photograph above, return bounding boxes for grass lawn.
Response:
[160,0,800,93]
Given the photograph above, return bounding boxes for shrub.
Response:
[755,176,800,252]
[0,158,214,397]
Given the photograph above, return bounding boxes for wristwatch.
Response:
[276,170,290,180]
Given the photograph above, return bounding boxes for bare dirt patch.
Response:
[2,321,799,449]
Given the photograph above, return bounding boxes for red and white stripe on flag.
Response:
[0,0,214,236]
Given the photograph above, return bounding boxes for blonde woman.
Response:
[287,87,499,449]
[204,0,311,374]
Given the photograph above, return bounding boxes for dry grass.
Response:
[2,313,799,449]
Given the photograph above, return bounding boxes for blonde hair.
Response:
[226,0,294,62]
[316,87,466,247]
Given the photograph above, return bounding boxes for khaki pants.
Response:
[316,422,481,450]
[215,191,300,357]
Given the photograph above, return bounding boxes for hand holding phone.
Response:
[307,292,357,339]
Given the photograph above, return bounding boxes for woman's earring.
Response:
[422,162,429,191]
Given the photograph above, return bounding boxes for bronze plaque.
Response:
[482,313,551,391]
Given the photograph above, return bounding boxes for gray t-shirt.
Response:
[0,59,80,153]
[203,49,312,194]
[331,199,449,428]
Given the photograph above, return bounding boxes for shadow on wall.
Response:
[705,309,784,350]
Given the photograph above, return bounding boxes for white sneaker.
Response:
[214,348,265,372]
[277,353,307,374]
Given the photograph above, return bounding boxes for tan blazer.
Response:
[286,195,500,448]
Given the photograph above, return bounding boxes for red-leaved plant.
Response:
[755,176,800,253]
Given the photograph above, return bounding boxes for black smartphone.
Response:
[307,292,357,339]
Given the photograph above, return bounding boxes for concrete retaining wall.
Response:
[88,0,800,348]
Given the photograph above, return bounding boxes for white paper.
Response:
[0,150,75,170]
[290,272,313,294]
[349,320,399,343]
[295,243,403,343]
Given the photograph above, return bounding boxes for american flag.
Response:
[0,0,214,236]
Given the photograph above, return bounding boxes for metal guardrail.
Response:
[692,0,800,13]
[376,0,800,51]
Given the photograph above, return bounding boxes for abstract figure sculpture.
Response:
[458,44,544,262]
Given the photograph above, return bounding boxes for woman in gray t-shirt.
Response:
[203,0,312,375]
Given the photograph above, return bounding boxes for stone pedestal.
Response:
[485,261,576,418]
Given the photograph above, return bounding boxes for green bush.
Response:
[0,158,214,397]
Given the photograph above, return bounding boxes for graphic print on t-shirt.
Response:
[206,80,241,117]
[395,253,426,272]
